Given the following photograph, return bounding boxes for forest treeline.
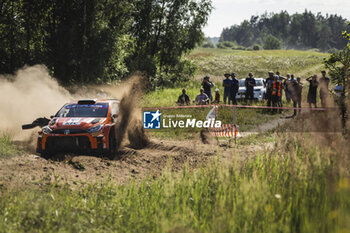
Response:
[220,10,349,51]
[0,0,212,87]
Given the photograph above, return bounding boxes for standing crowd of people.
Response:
[176,70,331,116]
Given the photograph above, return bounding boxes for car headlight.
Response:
[42,126,52,135]
[87,124,104,133]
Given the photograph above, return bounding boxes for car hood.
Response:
[49,117,107,130]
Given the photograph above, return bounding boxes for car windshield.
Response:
[239,79,245,87]
[56,103,109,117]
[239,79,264,87]
[256,80,263,86]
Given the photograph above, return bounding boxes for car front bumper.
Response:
[37,132,108,153]
[236,91,265,101]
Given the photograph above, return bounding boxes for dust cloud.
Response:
[0,65,148,153]
[0,65,72,139]
[104,75,149,152]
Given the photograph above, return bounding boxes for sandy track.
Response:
[0,139,216,190]
[0,135,270,191]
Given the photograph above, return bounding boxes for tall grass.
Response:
[0,133,19,158]
[1,133,348,233]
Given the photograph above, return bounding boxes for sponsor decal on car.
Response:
[62,118,81,126]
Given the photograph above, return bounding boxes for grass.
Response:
[1,133,349,233]
[0,133,19,158]
[235,130,276,146]
[188,48,327,78]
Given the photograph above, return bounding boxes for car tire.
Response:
[40,150,54,159]
[106,128,116,160]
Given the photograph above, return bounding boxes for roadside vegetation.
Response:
[0,134,19,158]
[1,130,349,233]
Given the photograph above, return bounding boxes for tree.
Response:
[0,0,212,88]
[0,0,134,83]
[324,23,350,134]
[317,24,332,52]
[218,10,349,50]
[263,34,281,49]
[130,0,212,88]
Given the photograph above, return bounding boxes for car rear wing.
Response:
[22,117,50,130]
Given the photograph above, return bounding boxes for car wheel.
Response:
[40,150,53,159]
[106,128,116,159]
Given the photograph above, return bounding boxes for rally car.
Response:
[22,99,119,158]
[236,78,266,101]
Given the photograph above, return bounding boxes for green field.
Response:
[188,48,327,78]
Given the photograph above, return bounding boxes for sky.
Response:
[203,0,350,37]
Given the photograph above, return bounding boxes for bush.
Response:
[202,41,214,48]
[231,45,246,50]
[216,41,236,49]
[263,35,281,50]
[216,42,226,49]
[253,44,261,50]
[222,41,235,48]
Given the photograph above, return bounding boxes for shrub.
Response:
[216,42,226,49]
[202,41,214,48]
[253,44,261,50]
[263,35,281,50]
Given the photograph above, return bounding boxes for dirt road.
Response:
[0,134,270,191]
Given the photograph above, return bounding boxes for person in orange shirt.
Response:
[271,75,282,113]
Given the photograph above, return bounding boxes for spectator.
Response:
[231,73,239,105]
[245,72,256,104]
[289,77,303,116]
[212,89,220,103]
[176,89,190,105]
[265,71,274,108]
[306,74,319,108]
[195,88,209,105]
[284,74,292,103]
[296,77,303,114]
[222,73,232,104]
[319,70,330,108]
[278,75,286,112]
[271,75,282,113]
[202,75,215,102]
